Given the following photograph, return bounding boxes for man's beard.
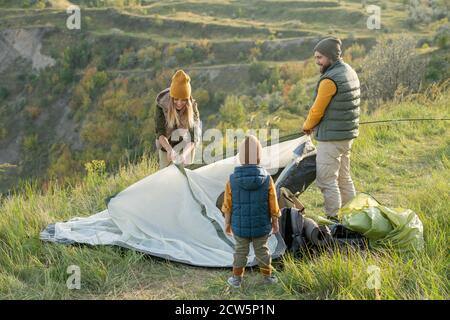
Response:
[320,64,331,74]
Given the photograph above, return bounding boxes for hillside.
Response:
[0,0,449,194]
[0,85,448,299]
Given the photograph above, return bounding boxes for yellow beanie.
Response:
[170,70,191,99]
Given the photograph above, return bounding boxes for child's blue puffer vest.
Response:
[230,165,272,238]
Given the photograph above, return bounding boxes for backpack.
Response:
[279,207,306,253]
[278,187,306,252]
[278,187,333,252]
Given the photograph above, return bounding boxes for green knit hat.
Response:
[314,37,342,61]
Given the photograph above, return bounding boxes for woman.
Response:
[155,69,201,169]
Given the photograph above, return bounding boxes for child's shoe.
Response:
[227,276,242,288]
[263,275,278,285]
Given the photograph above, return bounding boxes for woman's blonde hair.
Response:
[166,97,195,129]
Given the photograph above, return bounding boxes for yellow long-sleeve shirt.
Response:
[303,79,337,131]
[221,176,281,218]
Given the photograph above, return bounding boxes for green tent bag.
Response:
[338,193,424,251]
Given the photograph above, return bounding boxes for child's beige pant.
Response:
[233,234,271,276]
[316,139,356,217]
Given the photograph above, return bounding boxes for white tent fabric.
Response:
[41,136,310,267]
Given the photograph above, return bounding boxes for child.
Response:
[221,135,281,289]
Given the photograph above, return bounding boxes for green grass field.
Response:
[0,84,448,300]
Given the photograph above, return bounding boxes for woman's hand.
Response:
[180,142,195,164]
[166,148,177,162]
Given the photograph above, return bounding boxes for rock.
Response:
[0,27,56,73]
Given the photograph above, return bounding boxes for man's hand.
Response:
[271,218,279,234]
[303,128,313,135]
[225,223,233,236]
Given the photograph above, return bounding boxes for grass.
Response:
[0,86,449,299]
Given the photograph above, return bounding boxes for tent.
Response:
[40,135,317,267]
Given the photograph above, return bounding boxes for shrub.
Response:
[361,36,426,106]
[218,95,246,129]
[344,43,366,60]
[425,52,450,82]
[249,61,271,84]
[62,41,91,71]
[0,87,9,101]
[248,47,261,62]
[137,45,162,68]
[434,24,450,49]
[406,0,433,27]
[118,49,138,69]
[192,88,210,107]
[266,91,284,113]
[25,106,42,120]
[23,134,39,152]
[47,144,78,178]
[0,128,7,140]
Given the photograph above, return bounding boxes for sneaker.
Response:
[227,276,242,289]
[263,275,278,285]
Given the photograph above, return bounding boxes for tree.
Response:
[249,61,271,84]
[118,48,138,69]
[218,95,246,129]
[434,24,450,49]
[192,88,210,108]
[361,36,426,107]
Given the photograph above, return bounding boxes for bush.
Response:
[406,0,449,27]
[0,87,9,101]
[118,49,138,69]
[249,61,271,84]
[425,52,450,82]
[23,134,39,152]
[25,106,42,120]
[434,24,450,49]
[248,47,261,62]
[344,43,366,60]
[137,46,162,68]
[266,91,284,113]
[47,144,78,178]
[192,88,210,107]
[218,95,246,129]
[285,80,310,114]
[406,0,433,26]
[361,36,426,106]
[62,41,91,71]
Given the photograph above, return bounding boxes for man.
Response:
[302,37,360,220]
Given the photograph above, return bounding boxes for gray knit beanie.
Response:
[313,37,342,62]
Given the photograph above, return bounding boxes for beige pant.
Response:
[316,139,356,217]
[158,149,195,169]
[233,235,271,275]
